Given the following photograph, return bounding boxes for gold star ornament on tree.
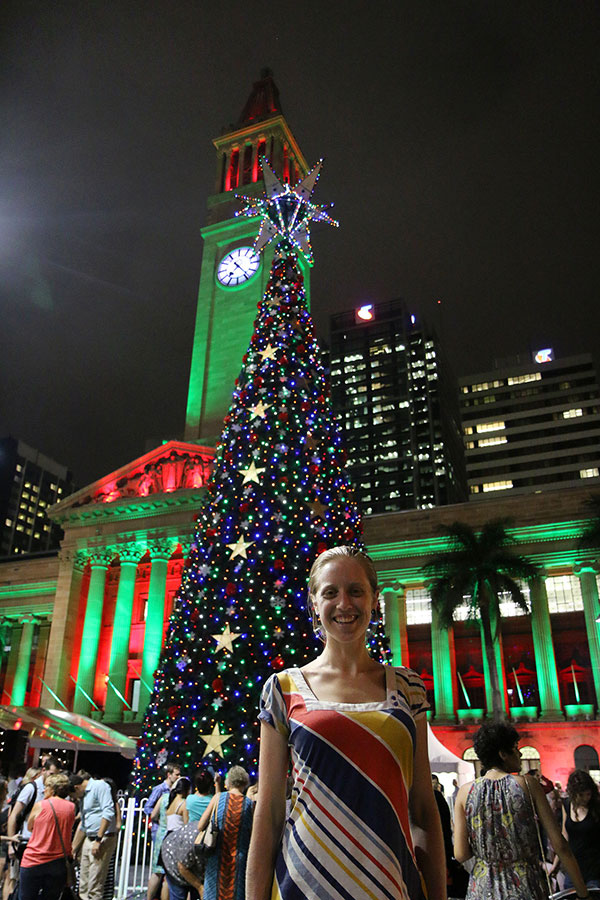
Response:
[227,535,255,559]
[211,624,242,654]
[200,722,232,758]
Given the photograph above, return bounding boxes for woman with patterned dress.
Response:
[454,721,589,899]
[246,546,446,900]
[197,766,254,900]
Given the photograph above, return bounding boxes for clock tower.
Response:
[184,69,310,444]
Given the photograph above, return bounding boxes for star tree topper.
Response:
[236,158,338,263]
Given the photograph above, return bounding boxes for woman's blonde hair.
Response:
[45,773,71,798]
[22,767,41,785]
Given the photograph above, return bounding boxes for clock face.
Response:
[217,246,260,287]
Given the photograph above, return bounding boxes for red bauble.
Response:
[225,583,237,596]
[212,677,224,692]
[278,411,288,423]
[344,528,355,541]
[297,343,306,354]
[274,559,285,570]
[206,527,216,538]
[168,705,179,718]
[317,542,328,554]
[301,401,311,412]
[272,656,285,670]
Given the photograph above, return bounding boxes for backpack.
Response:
[9,782,38,832]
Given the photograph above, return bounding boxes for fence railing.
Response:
[114,795,152,900]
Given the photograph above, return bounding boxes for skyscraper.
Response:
[459,351,600,498]
[329,299,466,513]
[0,437,73,556]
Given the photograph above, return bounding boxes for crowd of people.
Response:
[0,754,122,900]
[1,545,599,900]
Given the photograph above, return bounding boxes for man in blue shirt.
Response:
[71,772,117,900]
[144,762,181,836]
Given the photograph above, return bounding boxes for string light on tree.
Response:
[131,155,389,794]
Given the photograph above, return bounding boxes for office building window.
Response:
[482,480,513,492]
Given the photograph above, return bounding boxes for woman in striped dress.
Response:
[246,546,446,900]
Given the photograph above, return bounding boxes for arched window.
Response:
[519,745,541,773]
[574,744,600,772]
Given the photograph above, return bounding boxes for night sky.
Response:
[2,2,599,487]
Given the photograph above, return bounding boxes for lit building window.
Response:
[580,468,600,479]
[5,518,12,527]
[482,480,513,492]
[16,464,22,473]
[546,575,583,613]
[563,408,583,418]
[470,485,480,493]
[478,436,508,447]
[476,421,506,433]
[464,426,474,435]
[470,380,503,392]
[405,588,432,625]
[507,373,541,385]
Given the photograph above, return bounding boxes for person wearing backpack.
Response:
[6,759,61,883]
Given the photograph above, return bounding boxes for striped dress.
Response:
[259,665,429,900]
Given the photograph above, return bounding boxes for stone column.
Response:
[73,553,113,715]
[10,617,37,706]
[530,575,563,720]
[431,605,458,723]
[380,583,409,666]
[41,547,85,709]
[104,548,141,721]
[139,543,174,714]
[574,563,600,710]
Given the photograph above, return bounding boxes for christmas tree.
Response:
[132,160,389,792]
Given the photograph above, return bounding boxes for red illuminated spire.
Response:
[237,68,283,125]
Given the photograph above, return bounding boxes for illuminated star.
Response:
[240,461,265,484]
[259,344,277,361]
[306,433,319,450]
[227,536,254,559]
[212,624,242,653]
[249,400,270,419]
[309,499,329,519]
[200,722,232,758]
[236,158,338,264]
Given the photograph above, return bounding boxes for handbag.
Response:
[48,799,78,900]
[523,775,554,900]
[195,801,220,859]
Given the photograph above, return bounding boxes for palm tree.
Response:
[423,519,539,722]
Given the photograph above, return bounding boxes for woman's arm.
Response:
[178,862,204,891]
[26,801,42,833]
[246,722,289,900]
[196,795,217,833]
[452,783,472,864]
[525,775,589,898]
[150,793,165,823]
[408,716,447,900]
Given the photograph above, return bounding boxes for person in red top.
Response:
[19,772,75,900]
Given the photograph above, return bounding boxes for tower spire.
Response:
[237,68,283,125]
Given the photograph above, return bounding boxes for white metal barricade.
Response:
[113,795,152,900]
